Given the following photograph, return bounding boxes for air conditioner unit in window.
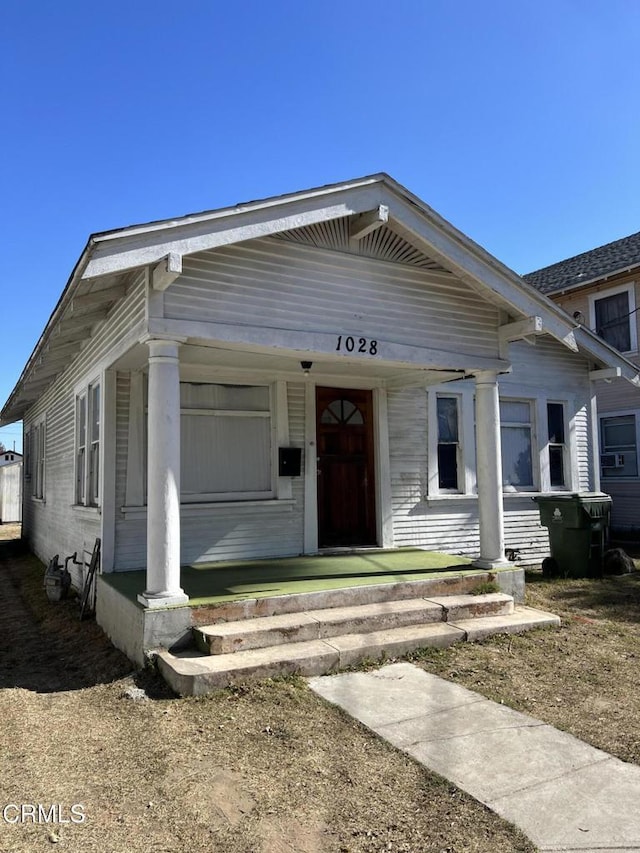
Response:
[601,453,624,468]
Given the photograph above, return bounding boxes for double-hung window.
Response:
[547,402,567,488]
[436,396,460,491]
[75,381,101,506]
[590,284,637,353]
[180,382,273,501]
[500,400,534,489]
[600,413,638,479]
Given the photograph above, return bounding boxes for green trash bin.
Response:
[533,492,612,578]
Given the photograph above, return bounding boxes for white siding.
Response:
[387,336,594,564]
[22,274,146,588]
[164,237,501,360]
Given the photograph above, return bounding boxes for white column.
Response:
[473,370,509,568]
[138,337,189,608]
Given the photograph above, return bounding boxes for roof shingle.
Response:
[524,231,640,294]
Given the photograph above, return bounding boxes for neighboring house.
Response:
[525,232,640,532]
[1,174,638,663]
[0,458,22,523]
[0,450,22,467]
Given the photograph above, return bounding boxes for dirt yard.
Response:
[1,524,639,853]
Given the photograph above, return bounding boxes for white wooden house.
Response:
[525,232,640,531]
[0,450,22,467]
[0,459,22,523]
[2,174,638,663]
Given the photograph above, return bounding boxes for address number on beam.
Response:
[336,335,378,355]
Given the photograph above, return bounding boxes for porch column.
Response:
[473,370,509,568]
[137,336,189,608]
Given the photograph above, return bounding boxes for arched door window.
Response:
[320,399,364,426]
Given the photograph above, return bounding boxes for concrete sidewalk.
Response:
[309,662,640,852]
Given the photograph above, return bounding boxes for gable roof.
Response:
[525,231,640,295]
[2,174,640,426]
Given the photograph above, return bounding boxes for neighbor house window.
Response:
[600,413,639,479]
[590,284,637,352]
[500,400,534,488]
[180,382,273,501]
[75,381,101,506]
[547,402,566,488]
[437,396,460,490]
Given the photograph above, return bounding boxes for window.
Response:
[30,421,46,499]
[500,400,534,488]
[547,402,566,488]
[75,381,100,506]
[600,413,638,479]
[436,396,460,490]
[590,284,637,353]
[180,382,273,501]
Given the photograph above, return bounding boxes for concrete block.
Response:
[450,606,561,641]
[427,592,514,621]
[324,623,465,669]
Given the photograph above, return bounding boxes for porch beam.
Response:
[349,205,389,241]
[384,370,468,389]
[152,252,183,292]
[149,317,512,374]
[589,367,622,382]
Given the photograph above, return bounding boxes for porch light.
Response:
[301,361,313,376]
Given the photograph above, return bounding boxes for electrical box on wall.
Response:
[279,447,302,477]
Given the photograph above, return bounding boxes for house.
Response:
[0,458,22,523]
[525,232,640,532]
[0,449,22,467]
[1,174,638,665]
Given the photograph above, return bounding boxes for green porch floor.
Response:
[101,549,476,607]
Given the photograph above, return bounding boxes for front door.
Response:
[316,387,376,548]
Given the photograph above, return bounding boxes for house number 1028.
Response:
[336,335,378,355]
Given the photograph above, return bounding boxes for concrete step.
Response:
[157,605,559,696]
[190,570,517,626]
[194,593,514,655]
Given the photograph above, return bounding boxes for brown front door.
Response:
[316,387,377,548]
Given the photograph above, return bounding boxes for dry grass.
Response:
[410,569,640,765]
[3,536,640,853]
[0,546,533,853]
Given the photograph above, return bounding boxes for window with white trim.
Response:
[436,396,460,491]
[590,283,637,353]
[500,400,535,489]
[75,380,101,506]
[28,419,46,499]
[547,402,567,488]
[600,413,639,479]
[180,382,273,501]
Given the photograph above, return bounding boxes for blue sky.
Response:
[2,0,640,452]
